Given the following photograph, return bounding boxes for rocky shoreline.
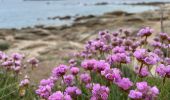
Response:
[0,4,170,81]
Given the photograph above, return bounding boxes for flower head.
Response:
[70,67,79,75]
[65,86,82,97]
[116,78,133,90]
[138,27,153,37]
[128,90,143,99]
[64,75,74,86]
[91,84,109,100]
[80,73,91,84]
[52,64,68,78]
[48,91,72,100]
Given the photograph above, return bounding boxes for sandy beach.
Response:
[0,3,170,82]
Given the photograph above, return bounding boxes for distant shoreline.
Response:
[0,1,167,29]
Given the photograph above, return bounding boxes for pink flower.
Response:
[136,82,148,93]
[138,27,153,37]
[132,82,159,99]
[150,86,159,97]
[36,85,52,99]
[48,91,72,100]
[64,75,74,86]
[144,52,160,65]
[113,46,125,53]
[94,60,110,72]
[40,79,54,87]
[165,65,170,77]
[19,78,30,87]
[81,59,96,70]
[135,66,149,77]
[133,49,147,60]
[80,73,91,84]
[12,53,23,60]
[128,90,143,99]
[156,64,166,77]
[101,68,121,81]
[116,78,133,90]
[107,53,130,64]
[70,67,79,75]
[52,64,68,77]
[159,32,168,40]
[65,86,82,97]
[27,57,39,67]
[91,84,110,100]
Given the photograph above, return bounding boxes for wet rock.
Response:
[95,2,109,6]
[48,16,71,20]
[127,2,170,6]
[74,15,96,21]
[105,11,133,16]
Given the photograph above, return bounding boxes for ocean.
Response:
[0,0,169,28]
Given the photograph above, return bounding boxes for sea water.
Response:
[0,0,169,28]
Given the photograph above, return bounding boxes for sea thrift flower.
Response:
[165,65,170,77]
[52,64,68,77]
[94,60,110,72]
[12,53,23,60]
[144,52,160,65]
[36,85,52,99]
[133,49,147,60]
[64,75,74,86]
[0,51,6,60]
[113,46,125,53]
[152,41,162,48]
[48,91,72,100]
[101,68,121,81]
[165,58,170,65]
[134,82,159,99]
[128,90,143,99]
[136,82,148,93]
[159,32,168,40]
[138,27,153,37]
[27,57,39,67]
[156,64,166,77]
[19,78,30,87]
[91,84,110,100]
[107,53,130,64]
[70,67,79,75]
[116,78,133,90]
[65,86,82,97]
[81,59,96,70]
[135,66,149,77]
[80,73,91,84]
[150,86,159,97]
[40,79,54,88]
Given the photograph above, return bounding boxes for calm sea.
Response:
[0,0,169,28]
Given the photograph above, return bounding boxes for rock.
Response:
[105,11,133,16]
[95,2,109,6]
[124,15,144,22]
[74,15,96,21]
[127,2,169,6]
[48,16,71,20]
[14,33,39,40]
[44,26,58,30]
[59,16,71,20]
[35,25,44,28]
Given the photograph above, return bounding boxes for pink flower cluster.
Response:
[129,82,159,100]
[36,27,170,100]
